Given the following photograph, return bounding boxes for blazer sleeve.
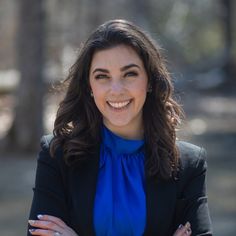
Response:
[176,146,213,236]
[27,136,70,235]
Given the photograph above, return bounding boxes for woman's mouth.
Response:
[107,99,132,110]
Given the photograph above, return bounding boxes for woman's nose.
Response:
[110,79,124,94]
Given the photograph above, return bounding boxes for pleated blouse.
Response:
[93,125,146,236]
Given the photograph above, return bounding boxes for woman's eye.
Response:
[124,71,138,77]
[95,74,108,79]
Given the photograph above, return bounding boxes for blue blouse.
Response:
[93,125,146,236]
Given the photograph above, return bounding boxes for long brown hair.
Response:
[50,19,183,180]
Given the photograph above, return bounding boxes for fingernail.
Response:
[29,229,36,233]
[178,224,183,228]
[37,214,43,219]
[185,221,191,228]
[28,220,35,225]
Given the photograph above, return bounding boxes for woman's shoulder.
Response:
[176,140,206,156]
[40,134,54,150]
[176,140,207,173]
[38,134,64,165]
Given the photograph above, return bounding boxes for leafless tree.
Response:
[221,0,235,83]
[3,0,46,153]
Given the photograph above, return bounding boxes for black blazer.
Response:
[28,135,213,236]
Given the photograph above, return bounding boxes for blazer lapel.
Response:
[71,152,100,236]
[144,177,177,236]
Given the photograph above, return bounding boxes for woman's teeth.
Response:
[107,100,131,108]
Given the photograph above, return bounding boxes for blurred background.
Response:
[0,0,235,235]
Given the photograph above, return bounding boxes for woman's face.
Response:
[89,44,148,139]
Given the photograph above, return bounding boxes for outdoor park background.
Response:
[0,0,235,235]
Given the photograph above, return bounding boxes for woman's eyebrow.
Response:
[92,68,109,74]
[120,64,140,71]
[92,63,140,74]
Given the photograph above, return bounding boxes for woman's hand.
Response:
[28,214,78,236]
[173,222,191,236]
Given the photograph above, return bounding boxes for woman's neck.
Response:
[103,121,144,140]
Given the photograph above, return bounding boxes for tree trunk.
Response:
[3,0,46,153]
[221,0,235,84]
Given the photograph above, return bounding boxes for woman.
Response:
[28,19,212,236]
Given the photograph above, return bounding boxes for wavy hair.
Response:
[50,19,183,180]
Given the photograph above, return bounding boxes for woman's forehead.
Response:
[90,45,144,71]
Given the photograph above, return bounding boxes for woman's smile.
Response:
[106,99,132,110]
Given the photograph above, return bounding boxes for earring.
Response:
[147,85,152,93]
[90,91,94,97]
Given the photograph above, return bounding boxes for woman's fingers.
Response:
[37,214,67,228]
[28,219,62,232]
[28,215,78,236]
[28,215,65,236]
[29,228,59,235]
[173,222,191,236]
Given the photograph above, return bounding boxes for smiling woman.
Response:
[27,19,213,236]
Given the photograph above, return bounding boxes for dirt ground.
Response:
[0,91,235,236]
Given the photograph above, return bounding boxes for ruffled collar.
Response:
[102,125,144,155]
